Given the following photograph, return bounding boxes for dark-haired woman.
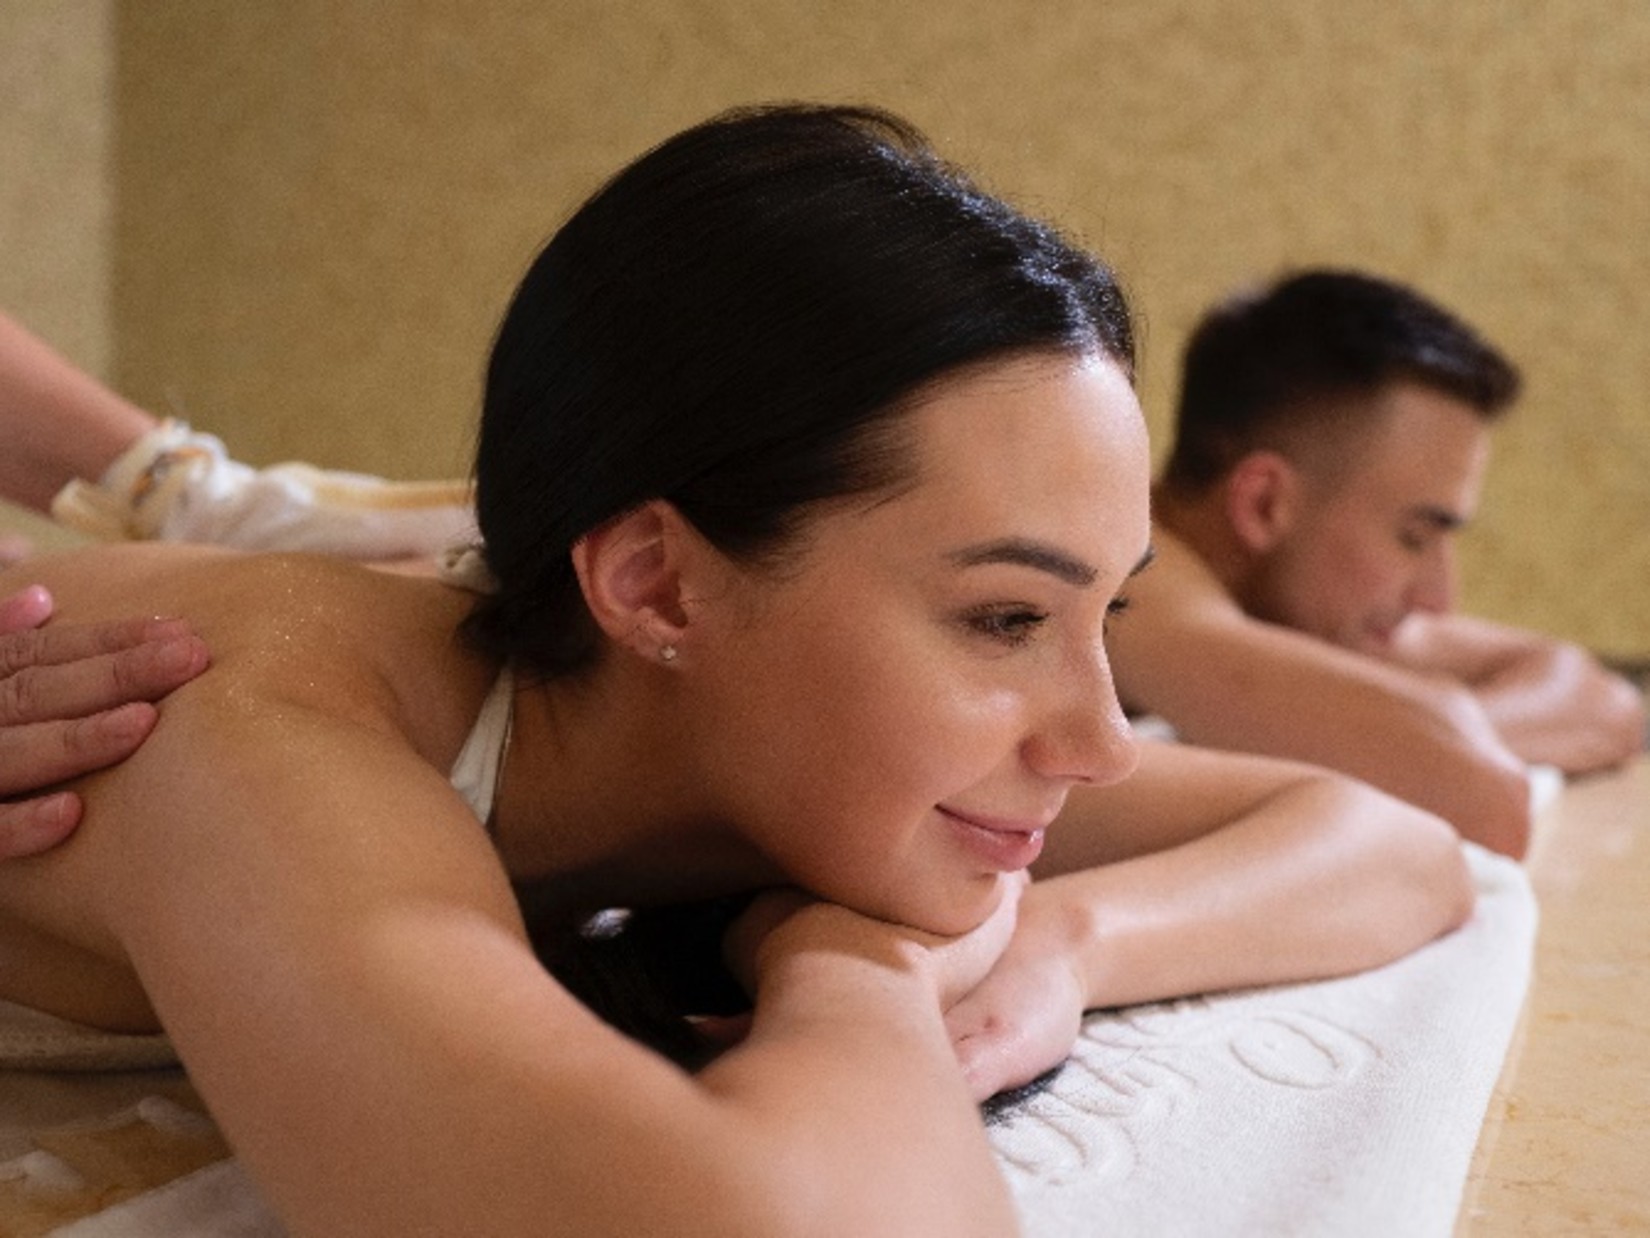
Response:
[0,105,1470,1237]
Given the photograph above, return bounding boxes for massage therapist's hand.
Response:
[0,585,209,856]
[727,873,1027,1014]
[945,880,1092,1102]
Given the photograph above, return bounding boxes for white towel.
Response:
[50,419,476,561]
[988,842,1535,1237]
[18,845,1531,1237]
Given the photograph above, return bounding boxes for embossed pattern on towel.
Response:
[988,843,1537,1238]
[994,1002,1382,1187]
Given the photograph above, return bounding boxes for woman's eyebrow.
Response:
[945,538,1100,586]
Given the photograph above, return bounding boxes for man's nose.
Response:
[1411,541,1457,614]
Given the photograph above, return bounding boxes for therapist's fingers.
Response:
[0,610,206,672]
[0,702,160,798]
[0,791,84,859]
[0,534,33,568]
[0,585,55,635]
[0,589,209,856]
[0,631,210,726]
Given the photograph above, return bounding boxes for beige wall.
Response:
[0,0,112,553]
[11,1,1650,656]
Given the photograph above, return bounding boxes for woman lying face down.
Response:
[558,351,1150,941]
[0,105,1471,1238]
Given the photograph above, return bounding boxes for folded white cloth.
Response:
[988,842,1536,1237]
[51,419,476,560]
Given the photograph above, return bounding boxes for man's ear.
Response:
[1223,451,1301,555]
[570,500,694,663]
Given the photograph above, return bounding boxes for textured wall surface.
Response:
[110,0,1650,655]
[0,0,112,553]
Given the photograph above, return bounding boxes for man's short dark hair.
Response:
[1161,269,1521,492]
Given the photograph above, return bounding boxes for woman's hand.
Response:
[945,881,1091,1102]
[724,877,1076,1103]
[0,584,209,855]
[728,873,1027,1012]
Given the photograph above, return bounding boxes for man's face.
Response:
[1246,382,1494,655]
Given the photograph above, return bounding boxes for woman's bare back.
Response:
[0,544,498,1030]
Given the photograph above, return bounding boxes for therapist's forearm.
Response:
[0,312,157,512]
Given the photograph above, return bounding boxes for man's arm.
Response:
[1388,612,1646,773]
[1110,534,1533,856]
[0,585,208,856]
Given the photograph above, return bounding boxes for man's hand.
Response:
[1391,611,1647,773]
[0,585,209,857]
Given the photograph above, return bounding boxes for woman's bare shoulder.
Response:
[18,543,456,642]
[16,545,487,737]
[0,548,510,1026]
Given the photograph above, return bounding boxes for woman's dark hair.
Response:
[1162,268,1521,493]
[463,102,1135,677]
[466,103,1136,1092]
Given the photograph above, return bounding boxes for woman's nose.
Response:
[1022,648,1139,786]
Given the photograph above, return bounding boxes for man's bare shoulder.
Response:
[1128,524,1246,625]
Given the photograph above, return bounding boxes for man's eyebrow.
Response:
[1407,504,1469,531]
[945,539,1155,587]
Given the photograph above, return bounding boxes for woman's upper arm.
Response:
[89,684,727,1236]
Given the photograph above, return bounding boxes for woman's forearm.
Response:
[1031,773,1474,1011]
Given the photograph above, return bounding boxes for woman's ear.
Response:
[1223,451,1301,556]
[571,500,695,664]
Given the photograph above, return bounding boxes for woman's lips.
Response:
[937,807,1047,871]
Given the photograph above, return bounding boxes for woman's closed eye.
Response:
[962,604,1049,647]
[961,592,1131,647]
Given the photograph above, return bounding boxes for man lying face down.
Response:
[1111,269,1646,858]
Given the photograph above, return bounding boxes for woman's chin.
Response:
[885,872,1008,939]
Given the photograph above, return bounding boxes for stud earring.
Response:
[659,644,678,663]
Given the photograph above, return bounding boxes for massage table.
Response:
[1456,754,1650,1233]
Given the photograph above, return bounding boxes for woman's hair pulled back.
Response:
[465,102,1134,676]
